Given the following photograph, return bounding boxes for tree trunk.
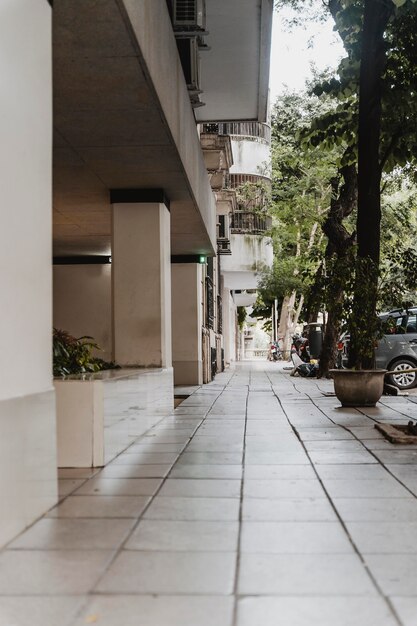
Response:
[350,0,393,369]
[317,164,357,378]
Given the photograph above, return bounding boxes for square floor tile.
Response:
[75,477,162,496]
[143,496,240,521]
[244,452,310,465]
[365,554,417,595]
[321,478,411,499]
[236,596,397,626]
[177,452,243,465]
[111,452,179,465]
[96,551,236,594]
[187,440,243,453]
[9,518,134,550]
[238,553,376,595]
[47,495,151,519]
[126,520,239,552]
[242,498,337,522]
[99,464,172,479]
[390,597,417,626]
[58,479,86,498]
[297,428,355,441]
[159,479,241,498]
[241,521,353,554]
[0,596,87,626]
[244,465,316,480]
[305,441,365,451]
[347,521,417,554]
[243,479,325,499]
[0,550,114,594]
[58,468,99,479]
[71,595,234,626]
[170,464,243,479]
[333,498,417,522]
[373,450,417,464]
[308,451,377,464]
[315,465,389,480]
[128,443,186,452]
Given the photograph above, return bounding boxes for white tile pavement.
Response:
[1,362,417,625]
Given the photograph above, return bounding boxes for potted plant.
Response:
[53,328,117,377]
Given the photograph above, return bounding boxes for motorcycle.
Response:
[291,333,311,363]
[268,341,282,362]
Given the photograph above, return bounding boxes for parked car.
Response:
[340,307,417,390]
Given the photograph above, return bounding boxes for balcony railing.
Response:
[217,237,232,255]
[202,122,271,143]
[230,211,272,235]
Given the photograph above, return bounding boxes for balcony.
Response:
[217,237,232,255]
[231,211,272,235]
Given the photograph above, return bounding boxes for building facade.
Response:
[0,0,273,547]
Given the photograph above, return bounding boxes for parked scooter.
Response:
[291,333,311,363]
[268,341,282,362]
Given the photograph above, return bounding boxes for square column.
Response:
[111,191,172,368]
[172,262,203,386]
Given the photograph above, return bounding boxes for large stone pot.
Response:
[330,369,387,407]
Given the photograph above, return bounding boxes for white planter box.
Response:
[54,368,174,468]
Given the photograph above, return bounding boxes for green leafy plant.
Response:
[237,307,247,330]
[53,328,116,377]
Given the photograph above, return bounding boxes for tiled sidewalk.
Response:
[1,362,417,625]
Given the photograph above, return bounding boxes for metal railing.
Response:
[202,122,271,143]
[230,211,271,234]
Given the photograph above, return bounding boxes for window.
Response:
[406,315,417,333]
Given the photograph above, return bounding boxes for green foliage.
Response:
[53,328,117,377]
[235,179,271,214]
[237,307,247,330]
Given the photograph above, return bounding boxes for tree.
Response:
[276,0,417,369]
[257,89,338,354]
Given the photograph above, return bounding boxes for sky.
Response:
[269,7,345,103]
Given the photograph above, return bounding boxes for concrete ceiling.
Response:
[52,0,215,256]
[196,0,273,123]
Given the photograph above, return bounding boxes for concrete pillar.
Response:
[111,191,172,368]
[0,0,57,547]
[172,263,203,385]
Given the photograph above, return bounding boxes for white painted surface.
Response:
[230,138,271,177]
[0,0,53,401]
[222,235,273,291]
[0,0,57,549]
[53,264,112,362]
[172,264,203,385]
[0,390,57,547]
[55,380,104,468]
[196,0,273,122]
[55,368,174,468]
[112,203,172,368]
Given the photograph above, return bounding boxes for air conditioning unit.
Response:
[173,0,206,31]
[176,36,201,93]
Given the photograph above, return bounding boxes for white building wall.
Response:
[0,0,57,548]
[229,137,271,177]
[222,234,274,283]
[53,265,112,362]
[1,0,53,401]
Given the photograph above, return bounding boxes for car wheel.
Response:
[388,359,417,390]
